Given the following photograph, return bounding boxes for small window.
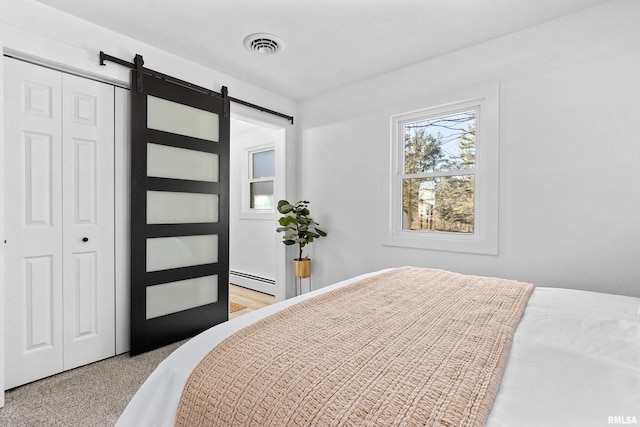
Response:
[385,83,499,254]
[248,148,275,210]
[402,110,476,233]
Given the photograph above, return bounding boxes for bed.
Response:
[116,267,640,427]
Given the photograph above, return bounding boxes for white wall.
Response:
[297,0,640,297]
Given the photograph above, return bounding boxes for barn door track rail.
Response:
[99,51,294,124]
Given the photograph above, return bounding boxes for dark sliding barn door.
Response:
[129,70,230,355]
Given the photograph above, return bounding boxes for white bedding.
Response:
[116,269,640,427]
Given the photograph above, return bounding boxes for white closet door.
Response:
[61,73,115,370]
[3,58,116,388]
[3,58,64,388]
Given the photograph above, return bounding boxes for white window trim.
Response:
[241,143,276,220]
[383,83,499,255]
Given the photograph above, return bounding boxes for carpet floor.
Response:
[0,339,185,427]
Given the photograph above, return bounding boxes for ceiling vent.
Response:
[244,33,284,55]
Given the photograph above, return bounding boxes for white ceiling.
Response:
[35,0,610,101]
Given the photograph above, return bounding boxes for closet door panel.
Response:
[71,252,98,337]
[61,73,115,371]
[3,57,64,389]
[24,256,56,350]
[73,138,97,223]
[24,132,55,225]
[4,59,117,389]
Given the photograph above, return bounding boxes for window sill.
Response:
[239,211,276,221]
[382,231,497,255]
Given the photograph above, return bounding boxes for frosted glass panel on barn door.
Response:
[3,57,116,389]
[130,72,230,355]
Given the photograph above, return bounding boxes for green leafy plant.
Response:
[276,200,327,260]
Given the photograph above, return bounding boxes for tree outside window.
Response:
[402,110,476,234]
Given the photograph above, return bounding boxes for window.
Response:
[402,109,476,233]
[246,146,275,211]
[385,84,499,254]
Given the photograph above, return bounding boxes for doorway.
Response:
[229,115,286,297]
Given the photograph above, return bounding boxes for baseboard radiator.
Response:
[230,270,276,296]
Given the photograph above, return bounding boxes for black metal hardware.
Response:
[98,51,294,124]
[100,51,135,69]
[221,86,229,118]
[134,54,144,94]
[228,95,294,124]
[82,237,89,242]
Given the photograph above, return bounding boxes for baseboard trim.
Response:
[230,270,275,296]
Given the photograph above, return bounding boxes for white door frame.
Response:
[230,105,291,302]
[0,49,7,408]
[114,87,130,355]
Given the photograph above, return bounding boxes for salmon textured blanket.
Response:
[175,267,534,427]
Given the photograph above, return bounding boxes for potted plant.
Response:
[276,200,327,278]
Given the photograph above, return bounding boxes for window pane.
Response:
[404,110,476,174]
[402,176,474,233]
[147,143,219,182]
[252,149,275,178]
[146,275,218,319]
[147,191,218,224]
[146,234,218,272]
[250,181,274,209]
[147,95,219,142]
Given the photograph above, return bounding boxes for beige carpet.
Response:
[0,340,185,427]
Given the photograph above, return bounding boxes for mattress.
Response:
[116,269,640,427]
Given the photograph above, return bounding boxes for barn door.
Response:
[129,70,230,355]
